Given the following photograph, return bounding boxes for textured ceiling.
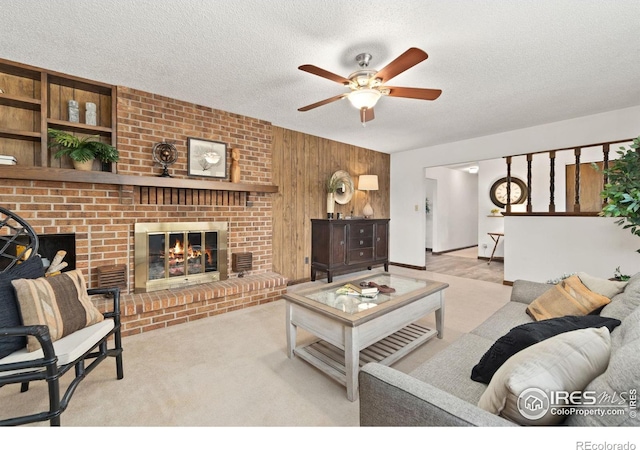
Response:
[2,0,639,154]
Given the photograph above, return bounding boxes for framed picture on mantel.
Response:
[187,137,227,179]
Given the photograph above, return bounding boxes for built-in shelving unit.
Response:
[0,58,116,170]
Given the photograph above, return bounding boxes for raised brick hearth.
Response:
[93,272,287,337]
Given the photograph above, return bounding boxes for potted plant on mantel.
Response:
[47,128,119,171]
[598,135,640,251]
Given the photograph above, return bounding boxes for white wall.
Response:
[424,167,478,253]
[390,105,640,269]
[504,216,640,282]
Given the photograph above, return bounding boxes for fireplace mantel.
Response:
[0,166,278,193]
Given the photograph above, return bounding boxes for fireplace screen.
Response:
[135,222,227,293]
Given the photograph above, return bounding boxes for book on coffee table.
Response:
[336,283,379,297]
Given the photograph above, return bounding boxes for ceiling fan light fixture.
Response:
[347,89,381,110]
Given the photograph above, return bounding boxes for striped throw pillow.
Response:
[12,269,104,352]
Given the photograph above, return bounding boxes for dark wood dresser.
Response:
[311,218,389,282]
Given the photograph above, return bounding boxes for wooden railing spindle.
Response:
[602,143,610,209]
[573,148,581,212]
[526,154,533,212]
[506,156,512,213]
[549,151,556,212]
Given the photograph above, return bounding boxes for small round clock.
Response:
[489,177,528,208]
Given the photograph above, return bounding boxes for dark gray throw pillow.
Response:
[470,315,621,384]
[0,256,45,359]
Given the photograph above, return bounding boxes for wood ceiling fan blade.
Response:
[298,65,351,85]
[374,48,428,83]
[386,86,442,100]
[298,93,347,112]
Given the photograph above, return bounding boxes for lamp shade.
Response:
[347,89,381,110]
[358,175,379,191]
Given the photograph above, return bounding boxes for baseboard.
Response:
[431,244,478,256]
[389,262,426,271]
[478,256,504,262]
[287,277,313,286]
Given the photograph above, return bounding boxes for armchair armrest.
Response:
[87,287,121,322]
[359,363,515,427]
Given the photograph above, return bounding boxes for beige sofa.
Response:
[359,274,640,426]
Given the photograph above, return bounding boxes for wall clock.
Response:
[489,177,528,208]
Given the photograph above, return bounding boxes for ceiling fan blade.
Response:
[360,107,375,123]
[298,65,351,85]
[374,48,428,83]
[386,86,442,101]
[298,93,347,112]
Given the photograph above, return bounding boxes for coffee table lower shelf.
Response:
[293,323,436,388]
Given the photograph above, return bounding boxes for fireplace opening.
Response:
[10,233,76,272]
[135,222,227,293]
[39,234,76,272]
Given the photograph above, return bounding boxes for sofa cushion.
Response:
[526,276,610,321]
[577,272,628,298]
[0,256,45,358]
[471,301,532,341]
[410,333,494,405]
[471,315,621,384]
[599,272,640,322]
[477,327,612,426]
[11,269,104,352]
[565,307,640,426]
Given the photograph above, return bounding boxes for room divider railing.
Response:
[502,137,634,216]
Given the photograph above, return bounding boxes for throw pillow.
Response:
[566,307,640,426]
[577,272,628,299]
[471,315,621,384]
[526,276,611,321]
[477,327,612,426]
[0,256,45,359]
[11,269,104,352]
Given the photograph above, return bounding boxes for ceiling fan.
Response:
[297,47,442,126]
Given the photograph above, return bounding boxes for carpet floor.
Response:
[1,266,512,428]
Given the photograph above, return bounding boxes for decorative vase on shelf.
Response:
[327,192,335,218]
[230,148,240,183]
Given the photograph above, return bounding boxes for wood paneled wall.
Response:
[272,126,390,283]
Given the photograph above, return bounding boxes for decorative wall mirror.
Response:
[330,170,354,204]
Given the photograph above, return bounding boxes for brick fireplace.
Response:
[1,85,287,336]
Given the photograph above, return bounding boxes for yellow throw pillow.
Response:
[526,276,610,321]
[11,269,104,352]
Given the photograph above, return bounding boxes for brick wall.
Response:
[2,86,276,292]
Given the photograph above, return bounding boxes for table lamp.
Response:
[358,175,378,218]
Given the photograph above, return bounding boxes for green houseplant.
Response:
[598,136,640,251]
[48,128,119,171]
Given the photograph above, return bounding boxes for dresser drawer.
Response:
[348,248,373,263]
[349,237,373,249]
[350,223,374,238]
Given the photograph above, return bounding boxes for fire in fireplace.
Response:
[134,222,228,293]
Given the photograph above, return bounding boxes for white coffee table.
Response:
[284,272,447,401]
